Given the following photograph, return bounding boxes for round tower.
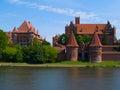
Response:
[66,31,78,61]
[89,31,102,63]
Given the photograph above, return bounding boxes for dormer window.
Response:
[80,28,82,32]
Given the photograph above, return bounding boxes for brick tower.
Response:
[66,31,79,61]
[89,30,102,63]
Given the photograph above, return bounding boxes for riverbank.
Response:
[1,61,120,67]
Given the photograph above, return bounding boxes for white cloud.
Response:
[8,0,96,19]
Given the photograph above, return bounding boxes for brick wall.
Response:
[102,45,118,52]
[102,52,120,61]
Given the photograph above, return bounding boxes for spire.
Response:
[13,27,17,32]
[90,31,102,47]
[67,31,78,47]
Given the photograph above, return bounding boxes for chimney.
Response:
[75,17,80,24]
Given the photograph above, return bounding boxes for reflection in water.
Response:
[0,67,120,90]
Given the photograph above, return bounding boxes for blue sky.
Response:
[0,0,120,43]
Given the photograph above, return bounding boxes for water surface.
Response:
[0,67,120,90]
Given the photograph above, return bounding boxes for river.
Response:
[0,67,120,90]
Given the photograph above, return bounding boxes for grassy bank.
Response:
[55,61,120,67]
[0,61,120,67]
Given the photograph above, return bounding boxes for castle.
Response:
[6,21,44,46]
[53,17,120,62]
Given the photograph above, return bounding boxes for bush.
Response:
[22,44,58,64]
[43,45,58,63]
[3,47,17,62]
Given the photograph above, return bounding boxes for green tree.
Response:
[0,29,9,49]
[43,45,58,63]
[58,33,69,45]
[3,47,17,62]
[14,45,23,62]
[75,34,91,45]
[22,45,45,63]
[42,40,51,46]
[22,44,58,64]
[22,46,31,63]
[30,38,41,46]
[82,35,91,45]
[114,44,120,51]
[102,30,109,45]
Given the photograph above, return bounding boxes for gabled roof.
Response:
[12,21,38,34]
[90,31,102,47]
[74,24,107,34]
[18,21,31,31]
[67,31,78,47]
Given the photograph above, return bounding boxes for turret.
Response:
[66,31,78,61]
[75,17,80,24]
[89,30,102,63]
[65,24,70,34]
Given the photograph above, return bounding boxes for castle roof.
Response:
[12,21,38,35]
[67,31,78,47]
[90,31,102,47]
[74,24,107,34]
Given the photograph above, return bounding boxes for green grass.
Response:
[1,61,120,67]
[54,61,120,67]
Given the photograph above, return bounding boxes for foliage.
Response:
[0,30,57,64]
[58,33,91,45]
[0,51,3,61]
[30,38,41,46]
[22,44,58,64]
[14,45,23,62]
[0,29,9,49]
[102,30,109,45]
[113,44,120,51]
[43,45,58,63]
[42,40,51,46]
[3,47,17,62]
[22,45,44,63]
[58,33,69,45]
[75,34,91,45]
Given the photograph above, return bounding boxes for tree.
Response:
[14,45,23,62]
[102,30,109,45]
[0,29,9,49]
[43,45,58,63]
[58,33,69,45]
[22,43,58,64]
[30,37,41,46]
[42,40,51,46]
[0,29,9,61]
[3,47,17,62]
[75,34,91,45]
[114,44,120,51]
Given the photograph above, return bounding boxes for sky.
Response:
[0,0,120,43]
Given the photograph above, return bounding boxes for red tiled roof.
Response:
[11,21,45,40]
[74,24,107,34]
[13,21,38,34]
[67,31,78,47]
[90,31,102,46]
